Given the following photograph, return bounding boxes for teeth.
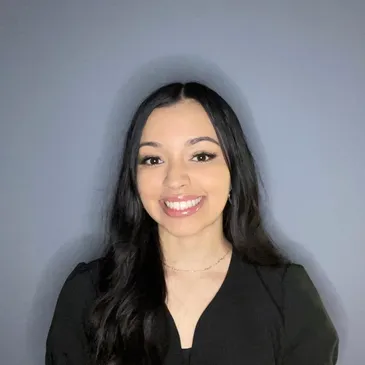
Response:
[165,197,202,210]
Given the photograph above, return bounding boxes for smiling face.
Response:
[136,98,231,238]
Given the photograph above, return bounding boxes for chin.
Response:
[160,217,220,239]
[160,221,206,238]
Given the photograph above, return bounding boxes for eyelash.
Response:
[191,152,217,162]
[138,155,162,166]
[138,152,217,166]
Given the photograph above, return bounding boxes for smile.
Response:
[164,197,202,210]
[160,196,205,217]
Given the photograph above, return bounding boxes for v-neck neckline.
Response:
[164,248,237,357]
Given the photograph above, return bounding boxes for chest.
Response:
[163,276,283,365]
[162,255,284,365]
[164,304,281,365]
[165,271,226,349]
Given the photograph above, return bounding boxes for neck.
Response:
[159,225,231,271]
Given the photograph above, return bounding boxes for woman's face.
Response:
[137,99,231,238]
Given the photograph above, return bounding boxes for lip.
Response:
[159,195,205,218]
[161,194,203,202]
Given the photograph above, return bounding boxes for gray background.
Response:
[1,1,364,364]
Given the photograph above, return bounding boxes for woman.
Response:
[46,82,339,365]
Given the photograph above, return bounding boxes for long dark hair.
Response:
[89,82,285,365]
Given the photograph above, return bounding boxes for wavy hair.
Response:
[89,82,285,365]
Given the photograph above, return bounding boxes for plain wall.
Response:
[1,1,364,364]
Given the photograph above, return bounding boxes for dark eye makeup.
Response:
[191,152,217,162]
[138,155,163,165]
[138,151,218,166]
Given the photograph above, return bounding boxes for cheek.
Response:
[193,165,230,196]
[137,169,163,201]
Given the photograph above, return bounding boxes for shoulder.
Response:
[254,262,335,321]
[46,258,104,364]
[258,263,339,363]
[280,263,337,332]
[281,263,324,306]
[254,262,339,363]
[252,261,323,300]
[56,258,102,308]
[48,258,103,328]
[65,258,102,289]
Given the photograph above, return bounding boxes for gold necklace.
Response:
[163,249,231,273]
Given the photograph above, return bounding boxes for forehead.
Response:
[141,99,218,140]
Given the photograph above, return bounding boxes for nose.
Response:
[163,161,190,190]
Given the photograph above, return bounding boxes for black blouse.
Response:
[46,249,339,364]
[181,348,191,365]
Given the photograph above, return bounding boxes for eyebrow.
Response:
[139,136,220,148]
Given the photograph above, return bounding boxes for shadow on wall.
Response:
[28,54,347,364]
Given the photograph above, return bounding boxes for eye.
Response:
[191,152,217,162]
[139,156,163,166]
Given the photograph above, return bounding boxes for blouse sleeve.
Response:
[281,264,339,365]
[45,263,96,365]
